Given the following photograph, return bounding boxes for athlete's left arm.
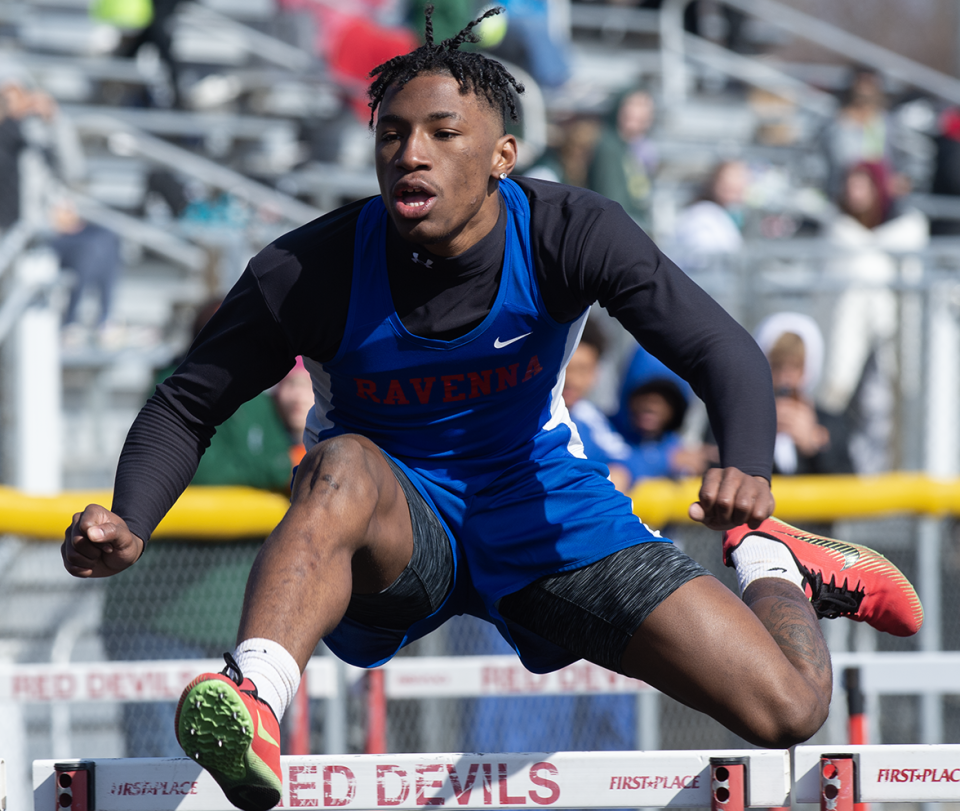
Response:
[524,184,775,511]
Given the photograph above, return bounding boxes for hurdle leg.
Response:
[820,754,856,811]
[710,756,748,811]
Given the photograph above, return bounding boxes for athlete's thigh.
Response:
[289,434,414,593]
[498,541,710,672]
[620,576,816,726]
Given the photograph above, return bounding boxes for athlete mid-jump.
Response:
[63,8,923,811]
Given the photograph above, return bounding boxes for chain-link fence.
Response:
[2,513,957,764]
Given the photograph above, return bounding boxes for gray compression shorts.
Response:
[344,454,710,673]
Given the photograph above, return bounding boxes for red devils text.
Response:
[286,761,561,807]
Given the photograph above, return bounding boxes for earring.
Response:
[499,172,507,180]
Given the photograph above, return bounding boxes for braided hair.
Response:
[367,5,525,131]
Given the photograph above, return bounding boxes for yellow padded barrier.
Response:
[3,473,960,540]
[628,473,960,527]
[0,486,289,540]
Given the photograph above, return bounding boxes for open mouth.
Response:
[393,183,437,218]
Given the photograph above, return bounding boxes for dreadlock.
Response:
[367,5,525,130]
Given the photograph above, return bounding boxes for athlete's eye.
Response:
[435,130,459,140]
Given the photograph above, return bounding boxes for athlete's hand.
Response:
[688,467,774,531]
[62,504,144,578]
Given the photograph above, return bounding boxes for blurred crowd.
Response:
[2,0,954,470]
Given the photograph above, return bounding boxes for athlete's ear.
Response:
[492,133,518,180]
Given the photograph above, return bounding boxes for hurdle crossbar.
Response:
[0,656,658,705]
[795,745,960,804]
[6,653,960,704]
[34,750,790,810]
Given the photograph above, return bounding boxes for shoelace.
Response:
[220,651,268,705]
[805,570,865,619]
[221,652,245,686]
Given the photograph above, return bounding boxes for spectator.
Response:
[47,198,123,348]
[0,86,27,232]
[113,0,186,108]
[819,66,911,202]
[669,159,748,272]
[611,345,717,481]
[562,320,634,492]
[524,115,600,187]
[0,77,85,231]
[929,105,960,235]
[623,377,715,480]
[280,0,418,122]
[586,88,658,229]
[820,161,928,473]
[101,300,312,758]
[755,312,853,476]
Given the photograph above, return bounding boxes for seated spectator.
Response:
[273,356,313,467]
[819,66,911,203]
[755,312,853,476]
[48,198,123,348]
[669,159,749,272]
[587,88,658,229]
[523,115,600,187]
[623,377,715,480]
[562,320,634,492]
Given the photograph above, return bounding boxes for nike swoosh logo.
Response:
[256,709,280,748]
[494,332,531,349]
[840,547,860,570]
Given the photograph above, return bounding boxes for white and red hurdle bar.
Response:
[27,745,960,811]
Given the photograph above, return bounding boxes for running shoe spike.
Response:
[175,653,283,811]
[723,517,923,637]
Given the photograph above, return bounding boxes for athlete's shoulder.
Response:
[249,196,374,278]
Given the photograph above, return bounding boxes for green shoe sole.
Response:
[177,680,282,811]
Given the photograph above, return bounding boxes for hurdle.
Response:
[34,749,791,810]
[794,745,960,807]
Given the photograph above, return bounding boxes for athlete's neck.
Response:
[387,198,506,274]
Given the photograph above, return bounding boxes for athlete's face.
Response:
[374,72,517,257]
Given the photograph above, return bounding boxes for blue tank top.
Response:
[303,179,588,479]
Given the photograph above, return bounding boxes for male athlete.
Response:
[62,8,923,811]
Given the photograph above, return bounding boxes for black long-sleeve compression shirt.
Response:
[113,176,775,542]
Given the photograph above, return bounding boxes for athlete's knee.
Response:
[739,687,829,748]
[292,434,383,515]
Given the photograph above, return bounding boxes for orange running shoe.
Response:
[176,653,283,811]
[723,517,923,637]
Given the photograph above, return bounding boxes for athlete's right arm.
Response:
[62,203,362,574]
[115,216,358,536]
[62,504,143,578]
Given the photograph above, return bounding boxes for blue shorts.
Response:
[323,445,683,674]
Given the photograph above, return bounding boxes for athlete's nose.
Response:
[396,128,432,171]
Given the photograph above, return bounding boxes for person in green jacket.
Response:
[586,88,659,230]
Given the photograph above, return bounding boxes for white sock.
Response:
[234,638,301,721]
[730,534,805,595]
